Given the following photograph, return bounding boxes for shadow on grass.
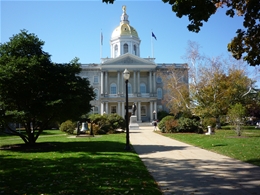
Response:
[0,140,162,195]
[246,158,260,166]
[0,140,131,153]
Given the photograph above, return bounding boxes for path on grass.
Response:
[130,124,260,195]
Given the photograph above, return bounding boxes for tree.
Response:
[103,0,260,66]
[192,60,252,128]
[227,103,246,136]
[157,64,190,115]
[0,30,95,145]
[182,41,253,128]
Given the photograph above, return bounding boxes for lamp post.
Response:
[153,110,156,120]
[123,69,131,150]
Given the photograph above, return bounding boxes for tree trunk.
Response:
[216,116,221,129]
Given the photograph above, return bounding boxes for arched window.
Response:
[157,88,162,99]
[140,83,146,93]
[128,83,132,94]
[110,83,117,94]
[123,43,128,54]
[94,88,99,100]
[133,45,137,55]
[114,45,118,57]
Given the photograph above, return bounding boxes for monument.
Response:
[129,103,139,130]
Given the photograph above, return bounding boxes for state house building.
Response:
[79,6,188,122]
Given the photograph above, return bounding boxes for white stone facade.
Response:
[79,6,188,122]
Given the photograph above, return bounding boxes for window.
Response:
[128,83,132,94]
[93,107,98,114]
[157,88,162,99]
[115,45,118,57]
[133,45,137,55]
[123,43,128,54]
[110,83,117,94]
[140,83,146,93]
[94,76,98,84]
[111,106,116,114]
[94,88,99,100]
[141,106,146,116]
[157,76,162,83]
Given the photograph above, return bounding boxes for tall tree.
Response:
[0,30,95,145]
[157,64,190,115]
[103,0,260,66]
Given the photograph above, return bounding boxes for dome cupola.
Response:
[110,6,141,58]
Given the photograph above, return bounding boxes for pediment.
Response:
[102,53,155,66]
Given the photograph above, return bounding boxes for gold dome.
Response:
[111,5,139,39]
[112,24,139,38]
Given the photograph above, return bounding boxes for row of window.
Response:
[114,43,138,57]
[92,105,148,116]
[93,86,162,99]
[83,75,162,84]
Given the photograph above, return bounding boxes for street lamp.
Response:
[123,69,131,150]
[153,110,156,120]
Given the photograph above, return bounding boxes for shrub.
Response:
[107,113,125,131]
[158,115,175,133]
[165,118,178,133]
[88,113,125,134]
[176,117,201,133]
[59,120,76,134]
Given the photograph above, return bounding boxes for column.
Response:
[153,101,157,120]
[149,71,152,93]
[101,71,104,94]
[117,101,121,116]
[133,71,136,94]
[137,102,141,122]
[122,73,124,95]
[153,72,156,94]
[150,102,153,122]
[101,102,104,115]
[105,71,108,94]
[121,102,125,118]
[137,71,140,94]
[117,71,120,94]
[105,102,108,114]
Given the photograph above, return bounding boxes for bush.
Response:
[176,117,201,133]
[107,114,126,131]
[165,118,178,133]
[158,115,175,133]
[59,120,76,134]
[88,113,125,134]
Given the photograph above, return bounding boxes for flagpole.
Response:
[100,30,103,63]
[151,30,153,58]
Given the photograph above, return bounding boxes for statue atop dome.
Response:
[122,5,126,14]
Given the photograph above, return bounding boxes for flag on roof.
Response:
[152,32,157,40]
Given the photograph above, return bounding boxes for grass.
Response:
[161,126,260,166]
[0,130,162,195]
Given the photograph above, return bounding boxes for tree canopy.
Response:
[0,30,95,145]
[103,0,260,66]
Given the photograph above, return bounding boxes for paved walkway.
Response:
[130,125,260,195]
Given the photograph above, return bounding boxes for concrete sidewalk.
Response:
[130,125,260,195]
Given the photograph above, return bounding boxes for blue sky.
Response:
[1,0,259,84]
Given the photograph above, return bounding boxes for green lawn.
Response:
[161,126,260,166]
[0,130,162,195]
